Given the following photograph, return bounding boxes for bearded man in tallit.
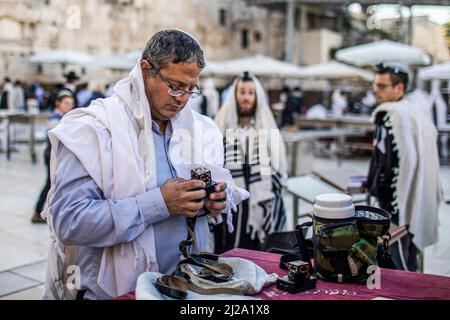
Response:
[214,71,288,253]
[41,30,249,300]
[367,62,441,272]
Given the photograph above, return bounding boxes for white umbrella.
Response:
[300,61,374,81]
[202,54,305,78]
[336,40,432,67]
[29,50,94,65]
[418,62,450,80]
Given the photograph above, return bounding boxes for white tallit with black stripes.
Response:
[214,75,288,244]
[372,98,441,250]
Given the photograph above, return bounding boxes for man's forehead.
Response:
[374,73,391,83]
[162,62,201,86]
[237,79,255,89]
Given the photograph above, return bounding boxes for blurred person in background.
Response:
[32,90,74,223]
[331,88,348,117]
[290,87,303,112]
[13,80,25,111]
[32,81,45,110]
[214,71,288,253]
[63,71,79,108]
[367,62,441,272]
[282,86,303,127]
[430,81,449,158]
[362,89,377,109]
[89,83,106,102]
[280,86,296,127]
[79,83,106,108]
[0,77,14,110]
[45,83,64,110]
[76,82,92,108]
[201,78,220,118]
[105,83,114,97]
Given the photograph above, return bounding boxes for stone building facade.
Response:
[0,0,287,82]
[379,15,450,63]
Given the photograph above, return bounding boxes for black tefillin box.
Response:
[288,260,310,282]
[276,223,317,294]
[191,167,218,199]
[276,260,317,294]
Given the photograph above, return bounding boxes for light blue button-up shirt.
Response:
[50,119,209,300]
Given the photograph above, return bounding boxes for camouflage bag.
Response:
[313,206,391,283]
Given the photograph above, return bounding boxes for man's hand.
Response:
[204,182,227,217]
[160,178,206,218]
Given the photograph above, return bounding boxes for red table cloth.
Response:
[117,248,450,300]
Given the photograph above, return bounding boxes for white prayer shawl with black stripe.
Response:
[215,75,288,243]
[42,61,250,299]
[372,98,442,250]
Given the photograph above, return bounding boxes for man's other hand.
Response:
[204,182,227,217]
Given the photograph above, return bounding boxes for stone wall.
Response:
[0,0,286,81]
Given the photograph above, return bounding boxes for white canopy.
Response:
[202,54,306,78]
[418,62,450,80]
[29,50,94,65]
[335,40,432,67]
[86,51,141,71]
[87,53,306,79]
[87,51,222,75]
[300,61,374,81]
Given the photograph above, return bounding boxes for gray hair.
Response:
[142,29,205,75]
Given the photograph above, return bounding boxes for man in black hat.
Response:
[63,71,79,108]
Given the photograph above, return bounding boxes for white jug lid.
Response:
[313,193,355,219]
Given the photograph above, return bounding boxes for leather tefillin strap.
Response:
[155,167,236,299]
[179,167,217,259]
[276,222,317,294]
[376,232,397,269]
[278,222,313,271]
[382,233,392,261]
[178,215,198,259]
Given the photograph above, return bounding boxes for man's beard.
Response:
[238,105,256,117]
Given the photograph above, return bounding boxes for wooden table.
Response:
[297,115,374,132]
[1,112,49,163]
[282,128,368,176]
[311,168,367,194]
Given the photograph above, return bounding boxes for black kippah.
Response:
[241,71,252,81]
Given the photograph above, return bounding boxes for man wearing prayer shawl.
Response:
[41,30,249,300]
[213,71,288,253]
[367,62,441,272]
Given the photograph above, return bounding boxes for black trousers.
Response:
[389,232,419,272]
[76,290,87,300]
[377,198,419,272]
[35,143,51,214]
